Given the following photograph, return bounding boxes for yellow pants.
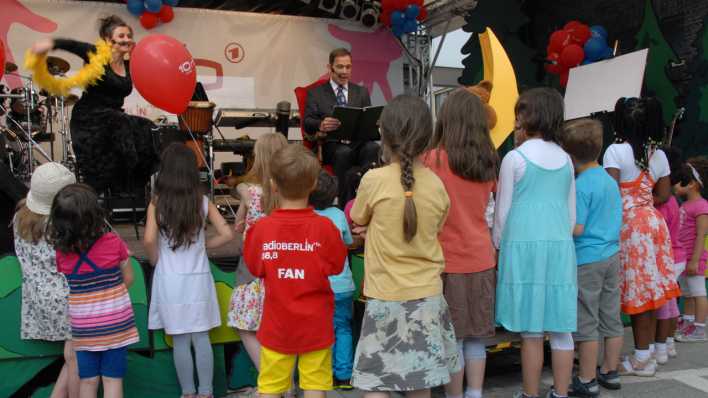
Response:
[258,346,333,394]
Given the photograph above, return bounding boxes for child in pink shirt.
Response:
[674,158,708,343]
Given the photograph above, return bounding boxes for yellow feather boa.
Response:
[24,39,113,97]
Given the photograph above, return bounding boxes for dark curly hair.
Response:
[309,171,338,210]
[613,97,664,170]
[47,184,107,254]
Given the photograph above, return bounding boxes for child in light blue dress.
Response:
[492,88,577,398]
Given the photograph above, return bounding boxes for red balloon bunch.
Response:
[546,20,592,87]
[125,0,178,30]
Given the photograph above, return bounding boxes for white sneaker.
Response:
[655,349,669,365]
[667,342,678,357]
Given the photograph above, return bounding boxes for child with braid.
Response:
[350,95,460,397]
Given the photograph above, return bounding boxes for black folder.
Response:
[330,105,384,142]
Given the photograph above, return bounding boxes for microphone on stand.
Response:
[275,101,291,138]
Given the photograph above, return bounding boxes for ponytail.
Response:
[400,152,417,241]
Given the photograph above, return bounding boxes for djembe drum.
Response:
[178,101,215,168]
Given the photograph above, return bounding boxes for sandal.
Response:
[618,355,656,377]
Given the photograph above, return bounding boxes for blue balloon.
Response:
[590,25,608,40]
[581,59,592,65]
[404,19,418,34]
[584,37,607,62]
[126,0,145,16]
[164,0,179,5]
[405,4,420,19]
[391,10,405,27]
[145,0,162,13]
[602,46,614,59]
[392,25,404,38]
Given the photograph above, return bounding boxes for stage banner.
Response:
[2,0,405,141]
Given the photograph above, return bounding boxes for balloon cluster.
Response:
[380,0,427,38]
[546,21,613,87]
[125,0,179,30]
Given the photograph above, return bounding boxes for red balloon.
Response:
[158,5,174,23]
[568,23,591,45]
[381,0,395,13]
[411,0,424,6]
[545,52,561,74]
[0,39,5,81]
[548,29,571,54]
[416,6,428,21]
[380,10,392,27]
[560,70,569,87]
[559,44,584,68]
[140,12,159,30]
[564,20,583,31]
[130,34,196,114]
[392,0,408,11]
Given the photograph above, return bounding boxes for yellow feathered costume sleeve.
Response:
[24,40,113,97]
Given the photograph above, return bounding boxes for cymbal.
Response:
[4,62,17,73]
[46,56,70,75]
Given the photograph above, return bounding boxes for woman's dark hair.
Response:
[515,87,564,143]
[98,15,131,40]
[309,171,338,210]
[47,184,107,254]
[431,88,498,182]
[154,143,204,250]
[613,97,664,169]
[379,94,432,242]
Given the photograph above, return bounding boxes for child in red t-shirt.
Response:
[243,144,347,398]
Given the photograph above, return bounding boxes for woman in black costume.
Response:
[29,15,158,193]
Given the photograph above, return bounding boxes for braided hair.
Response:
[379,95,433,242]
[613,97,664,170]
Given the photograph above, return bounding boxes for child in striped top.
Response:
[48,183,138,398]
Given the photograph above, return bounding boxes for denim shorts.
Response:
[76,347,128,379]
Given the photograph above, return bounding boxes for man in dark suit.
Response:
[304,48,380,206]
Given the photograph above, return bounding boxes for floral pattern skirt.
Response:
[619,205,681,314]
[227,278,264,331]
[352,295,461,391]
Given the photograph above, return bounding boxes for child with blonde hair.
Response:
[227,133,289,374]
[14,162,78,398]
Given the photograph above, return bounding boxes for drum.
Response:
[10,88,39,115]
[178,101,215,134]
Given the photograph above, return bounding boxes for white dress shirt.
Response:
[330,79,349,104]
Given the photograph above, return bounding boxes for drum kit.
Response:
[0,56,78,181]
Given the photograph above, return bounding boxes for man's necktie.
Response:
[336,85,346,106]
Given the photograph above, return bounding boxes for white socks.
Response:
[634,349,651,362]
[464,389,482,398]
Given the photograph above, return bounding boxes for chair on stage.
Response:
[294,78,335,176]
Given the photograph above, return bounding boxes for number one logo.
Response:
[225,42,245,64]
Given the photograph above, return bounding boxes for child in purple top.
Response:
[674,158,708,343]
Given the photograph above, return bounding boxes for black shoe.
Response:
[568,376,600,397]
[596,368,621,390]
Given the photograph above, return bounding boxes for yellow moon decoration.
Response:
[479,28,519,149]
